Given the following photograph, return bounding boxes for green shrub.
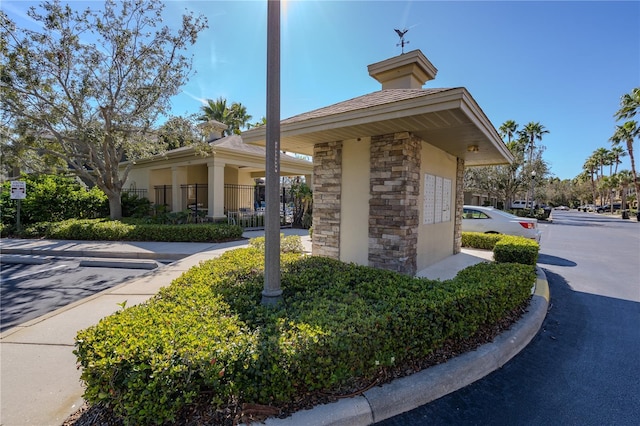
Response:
[121,192,152,218]
[462,232,539,265]
[461,232,503,250]
[248,234,305,253]
[493,235,539,265]
[23,218,243,242]
[75,250,536,425]
[1,174,108,227]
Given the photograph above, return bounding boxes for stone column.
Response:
[208,159,226,219]
[453,157,465,254]
[312,141,342,259]
[369,132,420,275]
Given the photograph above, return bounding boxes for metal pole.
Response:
[262,0,282,305]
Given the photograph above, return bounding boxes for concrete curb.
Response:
[1,247,187,260]
[260,267,550,426]
[0,254,53,264]
[79,258,160,269]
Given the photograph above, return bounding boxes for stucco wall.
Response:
[340,137,371,265]
[187,165,208,184]
[417,141,457,271]
[124,168,149,194]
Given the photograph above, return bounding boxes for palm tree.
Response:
[593,147,612,177]
[198,97,252,136]
[615,87,640,120]
[228,102,252,135]
[520,122,549,209]
[583,156,599,207]
[610,121,640,205]
[520,122,549,163]
[199,97,233,135]
[499,120,518,143]
[610,146,627,175]
[616,170,634,212]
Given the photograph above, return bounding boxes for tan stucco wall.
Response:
[224,167,239,185]
[187,165,208,184]
[148,168,171,203]
[237,170,255,186]
[417,141,457,271]
[125,168,149,193]
[340,137,371,265]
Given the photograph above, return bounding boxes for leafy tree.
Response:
[199,97,252,136]
[157,114,203,151]
[0,174,108,227]
[0,0,208,219]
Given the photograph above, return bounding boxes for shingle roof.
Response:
[281,88,455,124]
[211,134,266,155]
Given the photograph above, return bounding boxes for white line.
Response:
[4,264,68,281]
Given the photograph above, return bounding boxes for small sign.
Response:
[10,180,26,200]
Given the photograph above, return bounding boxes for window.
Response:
[463,208,489,219]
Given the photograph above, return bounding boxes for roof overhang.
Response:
[242,88,512,167]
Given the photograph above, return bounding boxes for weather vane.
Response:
[394,28,409,54]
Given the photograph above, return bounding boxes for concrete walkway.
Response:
[0,231,548,426]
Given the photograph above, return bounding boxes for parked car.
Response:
[462,205,541,243]
[596,203,622,213]
[554,205,569,211]
[510,200,534,209]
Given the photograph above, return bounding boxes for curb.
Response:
[0,248,187,260]
[79,258,160,269]
[259,267,550,426]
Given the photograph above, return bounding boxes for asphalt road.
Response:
[0,257,155,333]
[379,210,640,425]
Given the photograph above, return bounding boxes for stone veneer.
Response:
[368,132,421,275]
[312,141,343,258]
[454,157,465,254]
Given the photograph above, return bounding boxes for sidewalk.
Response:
[0,232,548,426]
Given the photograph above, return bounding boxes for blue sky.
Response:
[3,0,639,179]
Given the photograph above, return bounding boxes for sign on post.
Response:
[10,180,26,199]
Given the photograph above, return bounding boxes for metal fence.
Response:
[225,183,293,229]
[180,183,208,215]
[153,185,172,209]
[122,188,148,199]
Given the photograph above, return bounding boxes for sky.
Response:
[2,0,639,180]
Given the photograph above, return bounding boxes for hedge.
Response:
[75,248,536,425]
[462,232,539,265]
[22,218,243,243]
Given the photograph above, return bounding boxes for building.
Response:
[243,49,512,275]
[121,121,313,221]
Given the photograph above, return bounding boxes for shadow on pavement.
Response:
[537,253,576,267]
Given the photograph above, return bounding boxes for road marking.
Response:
[2,264,68,281]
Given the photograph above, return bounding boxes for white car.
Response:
[462,205,541,243]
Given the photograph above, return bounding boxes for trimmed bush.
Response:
[493,235,539,265]
[75,249,536,425]
[462,232,539,265]
[461,232,503,250]
[248,234,305,253]
[23,218,243,242]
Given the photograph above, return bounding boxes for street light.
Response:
[530,170,536,214]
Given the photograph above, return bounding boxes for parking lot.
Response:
[0,256,159,333]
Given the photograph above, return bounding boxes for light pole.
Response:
[529,170,536,215]
[262,0,282,305]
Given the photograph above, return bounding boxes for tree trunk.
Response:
[107,192,122,220]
